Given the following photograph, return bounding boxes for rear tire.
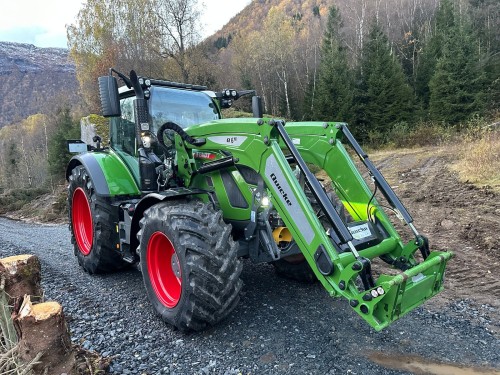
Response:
[68,165,128,274]
[138,200,243,331]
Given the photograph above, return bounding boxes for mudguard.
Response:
[129,188,210,253]
[66,151,140,197]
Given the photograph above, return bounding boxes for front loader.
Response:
[67,69,453,332]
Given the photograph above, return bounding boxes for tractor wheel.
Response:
[272,188,344,283]
[138,200,243,331]
[68,165,128,274]
[273,252,317,283]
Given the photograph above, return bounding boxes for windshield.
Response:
[149,86,220,132]
[110,87,220,154]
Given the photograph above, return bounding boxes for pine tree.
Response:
[352,21,414,143]
[468,0,500,113]
[5,143,20,188]
[313,6,353,122]
[48,108,80,179]
[416,0,455,110]
[429,1,486,124]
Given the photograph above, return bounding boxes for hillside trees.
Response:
[468,0,500,112]
[0,115,54,189]
[232,8,295,117]
[221,0,447,125]
[428,0,487,123]
[429,23,483,122]
[415,0,455,110]
[48,108,81,179]
[147,0,201,82]
[232,6,324,119]
[67,0,202,111]
[0,109,81,192]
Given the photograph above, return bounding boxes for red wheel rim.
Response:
[72,187,93,255]
[147,231,182,308]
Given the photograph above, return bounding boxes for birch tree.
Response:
[67,0,202,111]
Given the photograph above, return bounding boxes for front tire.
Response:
[68,165,128,274]
[273,253,317,283]
[138,200,243,331]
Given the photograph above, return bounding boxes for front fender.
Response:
[66,151,140,197]
[130,189,209,252]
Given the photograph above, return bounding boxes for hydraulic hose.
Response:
[156,122,206,148]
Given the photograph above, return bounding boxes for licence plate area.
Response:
[347,220,384,250]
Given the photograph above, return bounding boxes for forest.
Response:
[0,0,498,197]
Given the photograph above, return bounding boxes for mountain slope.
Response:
[0,42,80,128]
[209,0,329,43]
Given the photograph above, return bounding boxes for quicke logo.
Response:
[350,226,369,235]
[270,173,292,206]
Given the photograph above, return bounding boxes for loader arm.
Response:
[172,118,453,331]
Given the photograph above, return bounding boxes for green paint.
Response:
[93,150,140,196]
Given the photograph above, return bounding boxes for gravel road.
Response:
[0,217,498,375]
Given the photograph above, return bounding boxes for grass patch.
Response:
[221,108,275,119]
[367,121,457,149]
[0,185,67,222]
[221,108,253,118]
[0,188,50,215]
[452,127,500,191]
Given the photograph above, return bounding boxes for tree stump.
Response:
[0,255,109,374]
[0,254,42,308]
[15,295,76,374]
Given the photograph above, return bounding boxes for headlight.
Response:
[261,196,270,207]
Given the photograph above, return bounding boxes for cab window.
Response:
[110,96,136,155]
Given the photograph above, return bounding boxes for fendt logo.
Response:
[270,173,292,206]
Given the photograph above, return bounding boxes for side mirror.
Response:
[67,140,88,153]
[98,76,121,117]
[252,96,263,118]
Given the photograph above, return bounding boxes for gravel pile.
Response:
[0,217,498,374]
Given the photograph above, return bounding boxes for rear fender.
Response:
[66,152,140,197]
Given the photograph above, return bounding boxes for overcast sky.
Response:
[0,0,251,49]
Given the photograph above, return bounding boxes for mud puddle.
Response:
[369,352,500,375]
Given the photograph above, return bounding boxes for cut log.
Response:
[15,295,76,374]
[0,255,42,308]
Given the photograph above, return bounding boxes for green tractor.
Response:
[66,69,452,332]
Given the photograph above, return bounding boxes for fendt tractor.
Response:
[66,69,453,332]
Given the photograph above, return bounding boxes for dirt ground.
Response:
[369,145,499,324]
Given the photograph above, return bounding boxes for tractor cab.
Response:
[109,83,222,187]
[112,84,221,154]
[96,70,257,192]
